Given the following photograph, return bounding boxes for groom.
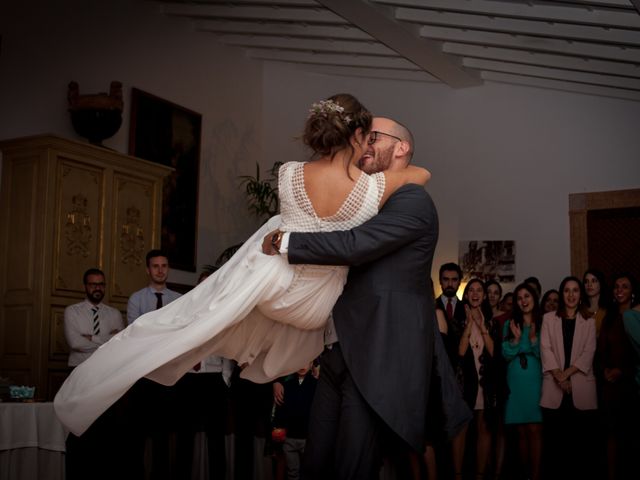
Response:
[265,117,470,479]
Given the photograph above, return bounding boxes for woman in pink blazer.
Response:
[540,276,597,480]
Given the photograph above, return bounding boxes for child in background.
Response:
[272,362,317,480]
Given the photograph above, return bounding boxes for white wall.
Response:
[0,0,266,285]
[262,63,640,293]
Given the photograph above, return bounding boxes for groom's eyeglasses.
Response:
[367,131,403,145]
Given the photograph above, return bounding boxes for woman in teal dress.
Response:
[502,283,543,480]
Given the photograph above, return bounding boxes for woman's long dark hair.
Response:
[540,289,559,313]
[485,279,503,309]
[462,278,494,327]
[505,283,542,342]
[603,273,639,329]
[583,268,610,310]
[557,276,590,319]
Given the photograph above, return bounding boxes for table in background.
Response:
[0,401,67,480]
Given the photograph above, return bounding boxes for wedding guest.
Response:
[622,303,640,452]
[455,279,498,480]
[273,362,317,480]
[596,273,637,479]
[487,280,510,330]
[486,280,503,320]
[232,372,275,480]
[500,292,514,315]
[64,268,123,367]
[64,268,124,480]
[623,303,640,393]
[127,250,182,480]
[175,268,235,480]
[502,283,543,480]
[540,276,597,480]
[486,279,507,479]
[540,289,559,314]
[524,276,542,299]
[127,249,181,324]
[436,262,466,364]
[583,269,609,337]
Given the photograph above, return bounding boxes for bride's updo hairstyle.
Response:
[303,93,372,160]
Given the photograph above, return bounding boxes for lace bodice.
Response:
[278,161,385,233]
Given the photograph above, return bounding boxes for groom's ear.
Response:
[394,139,410,158]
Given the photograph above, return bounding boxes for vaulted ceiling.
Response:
[155,0,640,102]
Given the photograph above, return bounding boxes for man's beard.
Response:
[442,287,458,298]
[360,145,394,174]
[87,290,104,303]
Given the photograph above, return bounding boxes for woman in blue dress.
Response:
[502,283,543,480]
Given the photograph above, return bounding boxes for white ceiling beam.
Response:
[314,0,481,87]
[218,34,395,55]
[245,48,420,69]
[420,25,640,63]
[482,71,640,102]
[376,0,640,28]
[196,19,373,40]
[376,0,640,29]
[300,64,438,82]
[464,58,640,90]
[162,4,347,24]
[443,43,640,78]
[398,8,640,46]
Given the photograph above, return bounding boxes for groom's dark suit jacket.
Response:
[287,184,438,451]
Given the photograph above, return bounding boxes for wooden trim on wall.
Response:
[569,188,640,277]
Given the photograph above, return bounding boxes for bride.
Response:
[55,93,430,435]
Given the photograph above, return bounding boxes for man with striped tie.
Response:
[64,268,124,367]
[64,268,124,479]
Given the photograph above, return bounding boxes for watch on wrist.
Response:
[271,230,283,252]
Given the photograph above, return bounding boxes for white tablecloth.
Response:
[0,402,67,480]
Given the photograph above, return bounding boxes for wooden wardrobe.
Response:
[0,135,172,399]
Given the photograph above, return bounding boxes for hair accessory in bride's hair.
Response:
[308,99,352,125]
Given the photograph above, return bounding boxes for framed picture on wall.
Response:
[459,240,516,286]
[129,88,201,272]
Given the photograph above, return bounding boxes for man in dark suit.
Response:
[265,117,470,479]
[435,262,467,363]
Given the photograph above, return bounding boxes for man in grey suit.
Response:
[265,117,470,479]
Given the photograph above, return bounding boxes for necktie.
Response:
[446,298,453,321]
[92,307,100,335]
[155,292,163,310]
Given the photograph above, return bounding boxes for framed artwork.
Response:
[129,88,201,272]
[459,240,516,286]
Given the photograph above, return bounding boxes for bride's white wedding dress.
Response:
[54,161,385,435]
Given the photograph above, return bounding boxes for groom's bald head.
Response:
[359,117,414,174]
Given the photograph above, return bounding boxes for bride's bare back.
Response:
[303,154,430,219]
